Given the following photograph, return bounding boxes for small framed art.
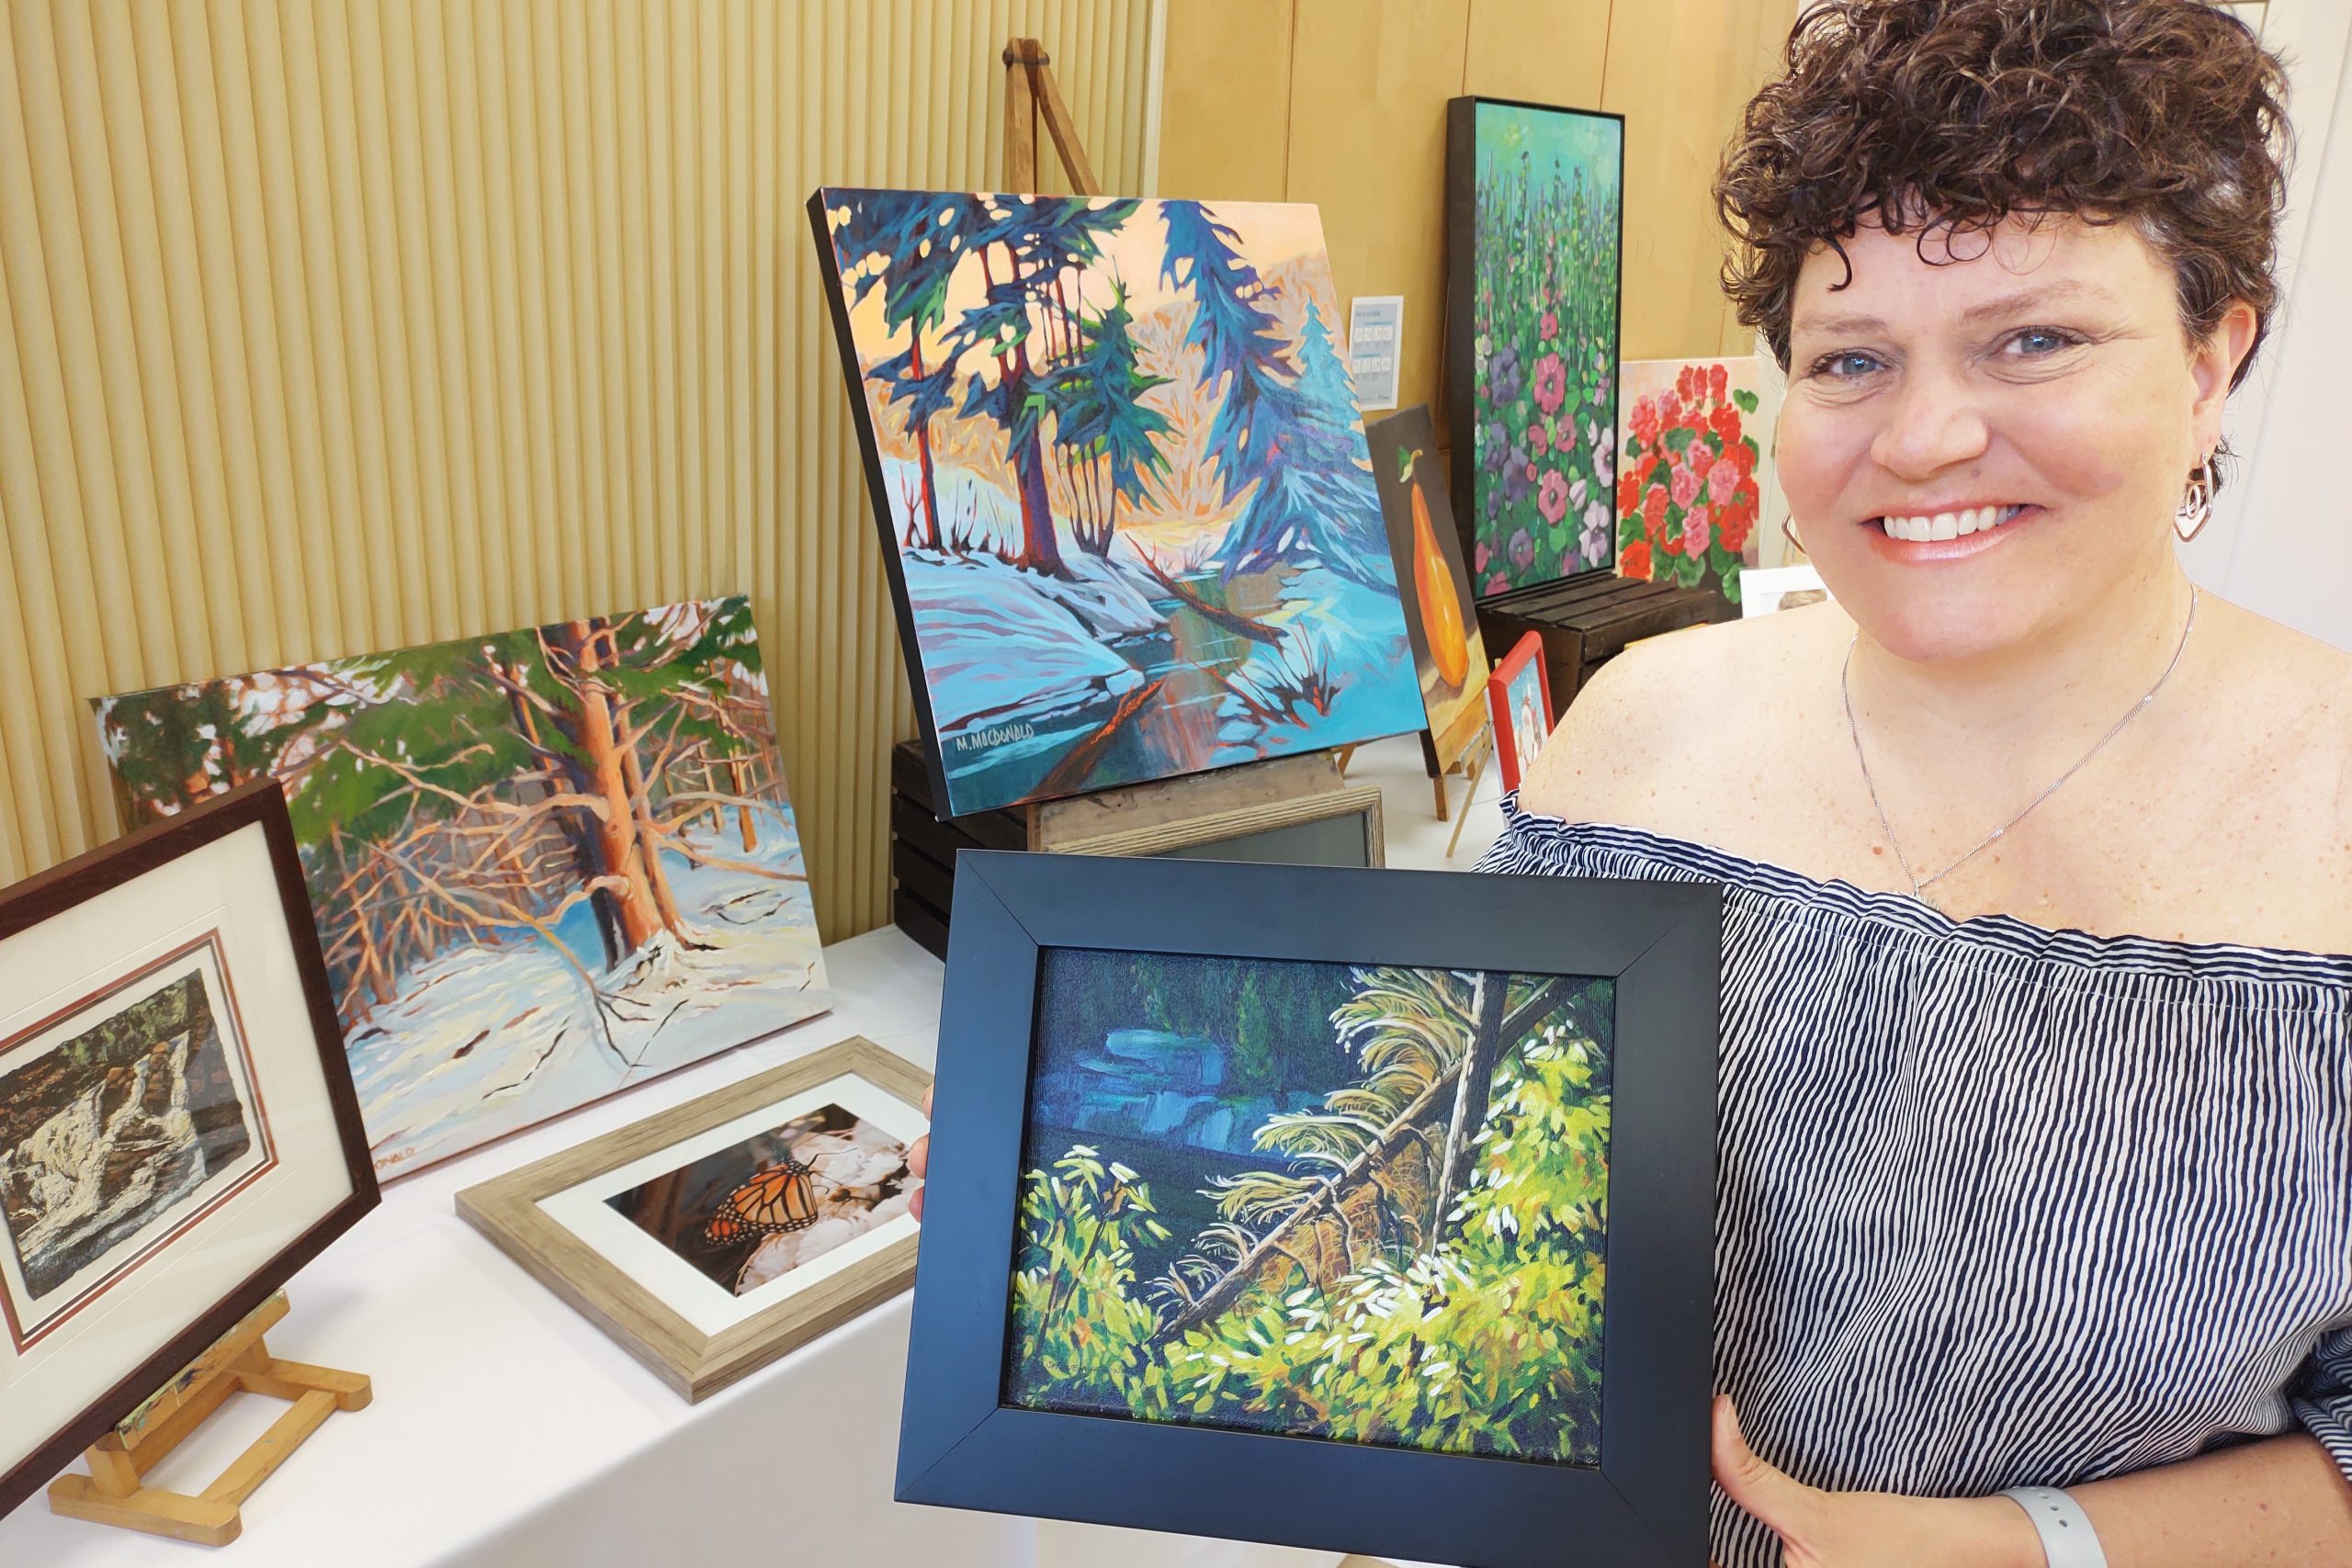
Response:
[1487,629,1556,795]
[457,1038,928,1403]
[0,781,377,1520]
[899,852,1721,1568]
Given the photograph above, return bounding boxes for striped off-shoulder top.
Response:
[1476,805,2352,1568]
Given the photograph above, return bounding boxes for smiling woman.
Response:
[1479,2,2352,1566]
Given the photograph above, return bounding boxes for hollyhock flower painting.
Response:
[1613,356,1783,605]
[1448,98,1622,592]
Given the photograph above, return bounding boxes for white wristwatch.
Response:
[2000,1485,2109,1568]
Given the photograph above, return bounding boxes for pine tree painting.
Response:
[812,191,1425,818]
[93,598,830,1177]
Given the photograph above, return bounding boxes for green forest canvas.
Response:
[814,190,1425,818]
[1008,949,1612,1464]
[1458,102,1623,593]
[93,598,830,1178]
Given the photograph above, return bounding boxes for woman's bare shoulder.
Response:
[1514,602,1847,829]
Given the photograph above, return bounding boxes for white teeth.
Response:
[1879,504,2026,542]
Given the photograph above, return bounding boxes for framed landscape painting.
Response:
[1366,407,1490,780]
[1445,97,1624,597]
[0,782,376,1520]
[901,852,1721,1568]
[93,597,831,1179]
[457,1038,926,1402]
[1614,356,1783,604]
[810,189,1425,819]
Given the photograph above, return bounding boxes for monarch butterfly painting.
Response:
[605,1103,917,1297]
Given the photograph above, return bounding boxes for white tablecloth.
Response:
[0,737,1497,1568]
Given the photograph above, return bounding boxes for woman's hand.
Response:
[907,1087,930,1222]
[1713,1397,2040,1568]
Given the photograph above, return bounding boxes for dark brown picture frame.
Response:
[0,779,378,1520]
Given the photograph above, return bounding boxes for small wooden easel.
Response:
[49,1292,369,1548]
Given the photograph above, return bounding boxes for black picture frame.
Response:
[1444,95,1628,601]
[899,851,1721,1568]
[0,780,379,1519]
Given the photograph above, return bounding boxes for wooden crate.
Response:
[1476,574,1734,709]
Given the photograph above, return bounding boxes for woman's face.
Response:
[1776,215,2250,662]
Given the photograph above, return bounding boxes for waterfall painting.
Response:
[0,933,272,1350]
[93,597,830,1179]
[811,189,1425,819]
[605,1102,917,1299]
[1006,946,1613,1464]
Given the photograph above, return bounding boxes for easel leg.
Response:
[1432,773,1451,822]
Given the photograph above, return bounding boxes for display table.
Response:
[0,738,1501,1568]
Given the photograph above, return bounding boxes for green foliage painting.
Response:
[1464,102,1623,593]
[1009,949,1612,1464]
[92,599,830,1178]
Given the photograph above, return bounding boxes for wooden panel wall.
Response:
[0,0,1159,939]
[1160,0,1799,423]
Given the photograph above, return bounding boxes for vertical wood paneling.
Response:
[0,0,1159,931]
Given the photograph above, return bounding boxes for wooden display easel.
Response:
[49,1292,369,1548]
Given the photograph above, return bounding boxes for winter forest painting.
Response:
[95,598,830,1178]
[1453,101,1623,594]
[814,190,1424,818]
[605,1103,915,1299]
[1,938,269,1347]
[1008,949,1612,1464]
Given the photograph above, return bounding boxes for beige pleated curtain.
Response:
[0,0,1162,939]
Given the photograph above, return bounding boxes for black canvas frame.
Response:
[0,780,378,1519]
[899,851,1721,1568]
[1444,96,1628,603]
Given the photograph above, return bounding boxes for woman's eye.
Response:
[2006,326,2078,356]
[1811,351,1882,379]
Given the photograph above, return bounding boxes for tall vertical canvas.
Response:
[810,190,1425,820]
[93,598,831,1177]
[1366,407,1490,775]
[1008,947,1614,1463]
[1614,356,1783,604]
[1446,99,1624,598]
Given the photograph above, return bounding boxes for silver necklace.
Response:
[1841,585,2199,905]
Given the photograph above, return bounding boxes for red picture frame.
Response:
[1486,631,1556,795]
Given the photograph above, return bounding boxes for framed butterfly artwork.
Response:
[455,1038,926,1402]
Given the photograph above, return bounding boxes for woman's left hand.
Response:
[1712,1396,2040,1568]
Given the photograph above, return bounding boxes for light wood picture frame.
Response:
[456,1038,928,1403]
[1053,783,1386,867]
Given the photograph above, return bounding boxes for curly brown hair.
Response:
[1716,0,2290,389]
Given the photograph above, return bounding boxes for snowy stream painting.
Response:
[0,936,270,1348]
[94,598,831,1178]
[813,190,1426,818]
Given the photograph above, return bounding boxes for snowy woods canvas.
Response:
[1,936,271,1349]
[94,599,830,1177]
[1008,948,1612,1463]
[812,190,1425,818]
[1447,99,1623,595]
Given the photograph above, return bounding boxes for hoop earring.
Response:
[1781,515,1805,558]
[2175,458,2213,543]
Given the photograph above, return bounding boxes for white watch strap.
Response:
[2000,1485,2109,1568]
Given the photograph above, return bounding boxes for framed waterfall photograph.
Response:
[899,852,1722,1568]
[0,781,376,1521]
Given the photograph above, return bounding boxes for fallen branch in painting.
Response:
[1032,678,1168,801]
[1129,549,1283,646]
[1149,976,1573,1340]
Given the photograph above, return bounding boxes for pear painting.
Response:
[1369,408,1490,781]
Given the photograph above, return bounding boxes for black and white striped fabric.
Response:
[1476,805,2352,1567]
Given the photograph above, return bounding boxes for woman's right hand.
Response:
[908,1087,930,1222]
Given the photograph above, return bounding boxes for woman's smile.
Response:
[1862,501,2041,560]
